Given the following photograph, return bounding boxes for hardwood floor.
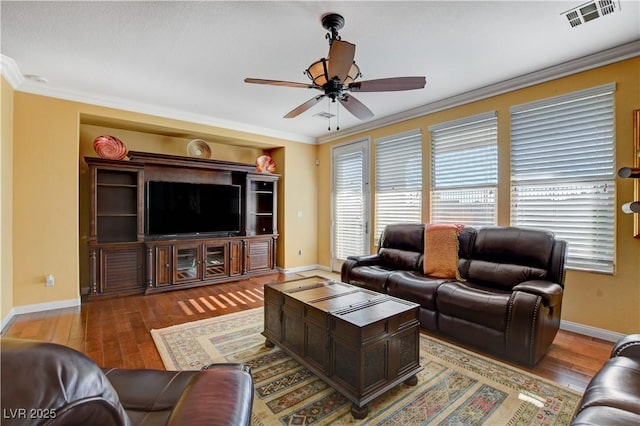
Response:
[2,272,613,393]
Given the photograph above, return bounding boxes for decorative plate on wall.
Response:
[93,135,128,160]
[186,139,212,159]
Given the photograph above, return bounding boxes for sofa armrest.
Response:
[512,280,563,308]
[341,254,383,282]
[346,253,383,265]
[611,334,640,358]
[166,367,253,426]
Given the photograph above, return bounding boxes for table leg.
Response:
[404,374,418,386]
[351,403,369,419]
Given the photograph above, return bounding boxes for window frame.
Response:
[373,130,423,242]
[510,83,616,274]
[428,111,498,227]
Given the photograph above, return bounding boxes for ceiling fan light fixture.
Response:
[343,62,361,85]
[305,58,360,87]
[305,58,328,86]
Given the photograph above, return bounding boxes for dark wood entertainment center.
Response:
[85,151,279,299]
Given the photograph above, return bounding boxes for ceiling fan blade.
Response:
[284,95,325,118]
[327,40,355,82]
[244,78,314,89]
[349,76,426,92]
[339,94,374,120]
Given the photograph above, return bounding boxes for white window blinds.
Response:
[510,83,616,274]
[333,143,367,260]
[374,130,422,241]
[429,112,498,226]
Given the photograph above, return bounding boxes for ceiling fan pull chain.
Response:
[336,100,340,131]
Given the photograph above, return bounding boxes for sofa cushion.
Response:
[571,406,640,426]
[387,271,449,310]
[423,223,463,279]
[436,281,512,331]
[379,247,421,270]
[379,223,424,252]
[473,227,555,267]
[465,227,554,288]
[458,227,477,259]
[576,356,640,416]
[467,260,548,288]
[346,265,395,293]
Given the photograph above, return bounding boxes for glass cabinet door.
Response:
[204,244,227,278]
[174,245,201,283]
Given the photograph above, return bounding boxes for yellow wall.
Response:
[317,58,640,334]
[4,58,638,336]
[272,143,319,270]
[9,92,317,310]
[1,76,14,324]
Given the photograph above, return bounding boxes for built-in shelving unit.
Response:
[90,161,144,244]
[85,152,279,298]
[247,175,278,236]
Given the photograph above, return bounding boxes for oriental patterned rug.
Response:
[151,307,580,425]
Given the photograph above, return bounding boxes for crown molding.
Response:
[0,54,25,88]
[1,54,315,145]
[4,39,638,146]
[317,40,640,144]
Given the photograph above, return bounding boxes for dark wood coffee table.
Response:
[263,276,422,419]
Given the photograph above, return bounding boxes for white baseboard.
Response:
[1,298,81,334]
[278,264,333,274]
[0,308,17,333]
[560,319,625,342]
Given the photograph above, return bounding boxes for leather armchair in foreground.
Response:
[571,334,640,425]
[0,338,254,426]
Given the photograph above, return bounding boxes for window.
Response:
[332,140,370,263]
[374,130,422,241]
[510,83,615,274]
[429,112,498,226]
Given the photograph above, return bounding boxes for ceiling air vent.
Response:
[562,0,618,28]
[314,112,335,119]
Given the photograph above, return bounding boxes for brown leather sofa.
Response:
[0,338,254,426]
[341,224,567,365]
[571,334,640,425]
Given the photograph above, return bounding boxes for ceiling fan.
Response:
[244,13,426,124]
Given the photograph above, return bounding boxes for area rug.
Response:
[151,307,581,425]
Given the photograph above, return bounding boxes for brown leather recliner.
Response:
[0,338,254,426]
[342,224,568,365]
[571,334,640,425]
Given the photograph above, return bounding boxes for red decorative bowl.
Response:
[93,135,128,160]
[256,155,276,173]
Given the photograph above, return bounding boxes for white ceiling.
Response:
[2,1,639,144]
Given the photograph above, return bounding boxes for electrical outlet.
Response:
[45,274,55,287]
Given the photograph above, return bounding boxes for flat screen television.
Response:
[146,181,242,236]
